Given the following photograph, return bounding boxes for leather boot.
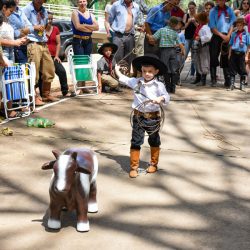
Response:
[240,75,246,90]
[147,147,160,173]
[197,74,207,86]
[229,76,235,90]
[42,82,59,102]
[210,67,217,87]
[129,149,140,178]
[223,68,231,87]
[191,73,201,84]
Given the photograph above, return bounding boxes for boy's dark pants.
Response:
[229,51,247,77]
[130,115,161,150]
[209,34,231,86]
[160,47,179,93]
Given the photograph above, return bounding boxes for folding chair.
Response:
[1,63,35,121]
[68,54,98,96]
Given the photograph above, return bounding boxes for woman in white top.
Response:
[192,12,212,86]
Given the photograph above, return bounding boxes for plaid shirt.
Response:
[153,26,180,48]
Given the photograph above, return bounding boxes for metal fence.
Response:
[19,1,106,33]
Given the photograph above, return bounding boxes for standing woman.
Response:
[45,12,71,97]
[183,1,198,81]
[71,0,99,56]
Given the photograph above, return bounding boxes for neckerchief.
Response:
[104,55,113,74]
[217,5,228,19]
[194,24,204,39]
[234,30,244,44]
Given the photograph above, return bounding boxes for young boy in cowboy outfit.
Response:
[115,55,170,178]
[193,12,212,86]
[146,16,185,94]
[208,0,236,87]
[97,43,119,93]
[228,17,250,90]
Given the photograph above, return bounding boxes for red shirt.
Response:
[46,26,60,57]
[171,6,185,18]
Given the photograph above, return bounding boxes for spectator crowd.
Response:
[0,0,250,119]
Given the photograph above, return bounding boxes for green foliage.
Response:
[49,0,73,6]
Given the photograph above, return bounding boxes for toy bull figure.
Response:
[42,148,98,232]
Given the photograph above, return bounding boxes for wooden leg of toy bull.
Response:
[88,182,98,213]
[76,198,89,232]
[48,203,61,230]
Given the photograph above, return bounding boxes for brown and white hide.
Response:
[42,148,98,232]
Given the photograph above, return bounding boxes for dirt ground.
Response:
[0,62,250,250]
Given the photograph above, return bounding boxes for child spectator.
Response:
[176,18,186,86]
[228,17,250,90]
[146,16,185,93]
[115,54,170,178]
[97,43,120,93]
[193,12,212,86]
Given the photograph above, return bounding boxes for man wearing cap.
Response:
[115,54,170,178]
[107,0,139,68]
[23,0,57,105]
[97,43,119,93]
[144,0,176,55]
[209,0,236,87]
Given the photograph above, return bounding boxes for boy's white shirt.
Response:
[119,75,170,112]
[199,25,212,45]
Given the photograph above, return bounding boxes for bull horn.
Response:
[71,152,78,161]
[52,149,61,159]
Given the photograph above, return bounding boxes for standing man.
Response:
[9,0,33,63]
[171,0,185,18]
[144,0,176,55]
[134,0,149,57]
[108,0,139,68]
[209,0,236,87]
[23,0,58,105]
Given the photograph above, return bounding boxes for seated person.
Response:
[97,43,120,93]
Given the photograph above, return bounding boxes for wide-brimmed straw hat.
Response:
[132,54,167,76]
[98,43,118,55]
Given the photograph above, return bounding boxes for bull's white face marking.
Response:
[56,155,71,192]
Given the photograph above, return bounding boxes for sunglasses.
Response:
[242,2,249,4]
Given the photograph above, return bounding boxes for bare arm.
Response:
[83,13,99,31]
[54,33,62,63]
[104,12,112,37]
[71,10,92,32]
[97,72,102,93]
[0,37,27,47]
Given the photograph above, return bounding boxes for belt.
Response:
[73,34,91,40]
[134,110,160,119]
[232,50,245,55]
[115,31,133,36]
[29,41,47,46]
[201,42,210,47]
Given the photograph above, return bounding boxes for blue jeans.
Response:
[72,37,92,56]
[184,39,195,76]
[131,115,161,150]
